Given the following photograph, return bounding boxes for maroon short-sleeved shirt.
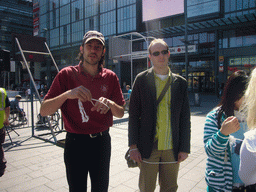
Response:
[44,63,125,134]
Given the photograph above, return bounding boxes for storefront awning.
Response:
[141,13,256,38]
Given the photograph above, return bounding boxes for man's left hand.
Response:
[91,97,111,114]
[177,152,188,163]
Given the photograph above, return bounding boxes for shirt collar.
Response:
[78,61,104,79]
[154,67,172,80]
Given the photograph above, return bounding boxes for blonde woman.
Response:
[238,68,256,191]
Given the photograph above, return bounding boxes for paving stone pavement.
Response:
[0,93,220,192]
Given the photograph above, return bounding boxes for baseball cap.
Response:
[83,31,105,46]
[15,95,22,99]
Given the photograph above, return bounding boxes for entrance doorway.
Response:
[187,71,214,93]
[172,59,215,93]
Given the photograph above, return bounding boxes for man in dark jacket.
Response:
[128,39,191,192]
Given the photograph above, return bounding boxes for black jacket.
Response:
[128,68,191,160]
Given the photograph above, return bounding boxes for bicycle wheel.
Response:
[9,111,19,126]
[45,112,60,131]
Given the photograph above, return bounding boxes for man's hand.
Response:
[67,85,92,102]
[177,152,188,163]
[129,146,142,163]
[3,119,9,126]
[91,97,111,114]
[220,116,240,136]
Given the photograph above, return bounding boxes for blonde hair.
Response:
[240,68,256,129]
[148,39,168,54]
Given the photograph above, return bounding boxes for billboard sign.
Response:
[33,2,40,36]
[142,0,184,22]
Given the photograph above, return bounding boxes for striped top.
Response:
[204,107,233,192]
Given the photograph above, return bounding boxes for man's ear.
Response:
[148,54,151,60]
[80,45,83,53]
[102,48,106,56]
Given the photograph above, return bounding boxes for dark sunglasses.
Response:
[151,50,169,56]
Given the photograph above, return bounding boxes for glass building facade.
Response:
[33,0,137,84]
[0,0,33,51]
[0,0,33,88]
[37,0,136,49]
[33,0,256,94]
[160,0,256,93]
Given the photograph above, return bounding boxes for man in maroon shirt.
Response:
[40,31,125,192]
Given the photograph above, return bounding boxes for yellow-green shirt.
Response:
[154,70,173,150]
[0,88,7,129]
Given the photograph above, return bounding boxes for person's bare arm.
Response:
[40,85,92,116]
[40,92,68,116]
[4,106,10,126]
[107,100,124,118]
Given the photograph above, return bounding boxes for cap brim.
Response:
[85,37,105,46]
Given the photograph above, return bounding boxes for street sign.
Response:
[169,45,196,54]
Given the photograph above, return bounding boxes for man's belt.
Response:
[89,129,109,138]
[67,129,109,139]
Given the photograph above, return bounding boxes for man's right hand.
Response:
[129,146,142,163]
[67,85,92,102]
[40,85,92,117]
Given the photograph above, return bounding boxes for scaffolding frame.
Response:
[110,32,155,86]
[15,37,60,143]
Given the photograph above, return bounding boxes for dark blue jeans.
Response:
[64,131,111,192]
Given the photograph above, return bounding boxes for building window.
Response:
[117,4,136,34]
[89,17,94,30]
[100,0,116,12]
[63,25,67,44]
[72,21,83,43]
[219,29,256,48]
[85,0,99,18]
[53,9,56,28]
[60,24,70,45]
[50,28,59,47]
[72,1,83,22]
[225,0,256,16]
[75,8,79,20]
[85,16,99,32]
[228,55,256,76]
[60,4,70,26]
[60,0,70,6]
[100,10,116,36]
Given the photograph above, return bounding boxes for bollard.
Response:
[194,93,200,107]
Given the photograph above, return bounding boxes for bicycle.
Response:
[9,109,28,127]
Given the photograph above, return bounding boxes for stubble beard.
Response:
[84,54,100,66]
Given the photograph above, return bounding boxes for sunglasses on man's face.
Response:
[151,50,169,56]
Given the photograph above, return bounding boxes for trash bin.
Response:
[194,93,201,107]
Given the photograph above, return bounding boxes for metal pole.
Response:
[185,0,188,80]
[30,80,34,136]
[131,35,133,86]
[8,72,10,90]
[133,32,154,70]
[45,42,59,73]
[3,71,6,88]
